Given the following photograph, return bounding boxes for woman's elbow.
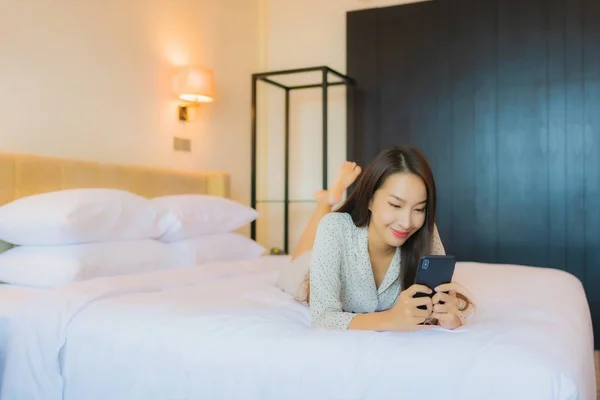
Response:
[309,310,327,329]
[309,310,352,330]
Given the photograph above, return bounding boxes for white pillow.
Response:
[0,239,189,288]
[0,189,170,246]
[167,233,266,263]
[151,195,259,242]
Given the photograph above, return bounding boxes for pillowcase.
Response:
[151,195,259,242]
[0,239,189,288]
[0,188,170,246]
[167,233,266,264]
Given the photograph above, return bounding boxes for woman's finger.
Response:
[411,296,433,307]
[433,303,452,313]
[434,282,473,299]
[431,312,453,322]
[405,284,433,297]
[412,307,432,319]
[409,323,436,331]
[412,300,432,316]
[432,291,454,305]
[435,282,469,296]
[432,311,463,328]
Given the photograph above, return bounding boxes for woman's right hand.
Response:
[385,284,433,330]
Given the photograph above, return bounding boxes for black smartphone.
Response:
[413,255,456,305]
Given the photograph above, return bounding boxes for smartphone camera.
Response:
[422,259,429,270]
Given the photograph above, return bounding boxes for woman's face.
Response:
[368,172,427,249]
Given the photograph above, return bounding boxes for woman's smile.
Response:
[390,227,410,239]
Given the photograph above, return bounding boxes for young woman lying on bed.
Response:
[277,145,475,332]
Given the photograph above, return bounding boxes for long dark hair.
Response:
[335,145,437,290]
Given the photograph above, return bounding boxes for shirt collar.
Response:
[356,224,402,295]
[378,248,401,294]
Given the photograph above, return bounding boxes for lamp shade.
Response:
[174,66,214,102]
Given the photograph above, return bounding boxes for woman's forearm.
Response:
[348,311,433,332]
[348,310,425,332]
[347,311,394,331]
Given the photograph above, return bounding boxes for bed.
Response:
[0,152,229,370]
[0,152,595,400]
[0,284,41,380]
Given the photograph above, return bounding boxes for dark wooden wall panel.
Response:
[497,0,550,267]
[584,0,600,306]
[449,0,476,259]
[564,0,586,285]
[346,9,380,168]
[430,0,454,250]
[347,0,600,346]
[472,0,499,263]
[547,0,567,275]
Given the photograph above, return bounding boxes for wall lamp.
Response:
[174,66,214,122]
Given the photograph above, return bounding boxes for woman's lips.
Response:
[391,228,410,238]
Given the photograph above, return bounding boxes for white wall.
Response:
[0,0,430,249]
[0,0,259,211]
[256,0,428,251]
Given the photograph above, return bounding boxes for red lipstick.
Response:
[391,228,410,239]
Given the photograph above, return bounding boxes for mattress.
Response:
[0,256,595,400]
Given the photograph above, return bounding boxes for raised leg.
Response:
[291,191,332,260]
[291,162,361,260]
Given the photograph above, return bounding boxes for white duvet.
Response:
[0,256,595,400]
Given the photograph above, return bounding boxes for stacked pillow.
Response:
[150,194,265,263]
[0,189,264,288]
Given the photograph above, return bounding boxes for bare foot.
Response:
[328,161,362,205]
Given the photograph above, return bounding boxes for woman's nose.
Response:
[395,210,412,229]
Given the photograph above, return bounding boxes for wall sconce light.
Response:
[174,66,214,122]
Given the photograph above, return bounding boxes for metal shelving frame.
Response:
[250,66,356,253]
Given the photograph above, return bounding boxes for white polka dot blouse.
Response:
[308,212,446,330]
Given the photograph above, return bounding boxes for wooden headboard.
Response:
[0,152,230,206]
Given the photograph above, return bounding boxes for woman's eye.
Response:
[388,202,401,208]
[415,208,426,213]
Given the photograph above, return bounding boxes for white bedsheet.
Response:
[0,284,43,379]
[0,256,595,400]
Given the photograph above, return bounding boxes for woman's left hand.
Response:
[431,282,470,330]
